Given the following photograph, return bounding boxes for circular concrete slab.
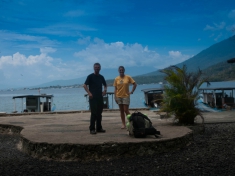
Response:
[0,110,193,161]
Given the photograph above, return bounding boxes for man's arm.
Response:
[102,76,107,96]
[83,84,93,99]
[102,85,107,96]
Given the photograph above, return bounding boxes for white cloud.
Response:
[0,30,47,42]
[0,51,55,68]
[214,33,222,41]
[74,38,161,68]
[226,24,235,32]
[78,36,91,45]
[0,47,85,86]
[204,25,215,31]
[0,40,192,87]
[214,22,226,29]
[168,51,191,62]
[204,22,226,31]
[0,30,59,50]
[144,46,149,51]
[228,9,235,20]
[64,10,85,17]
[209,33,215,37]
[40,47,56,54]
[169,51,181,58]
[30,24,96,36]
[73,39,192,70]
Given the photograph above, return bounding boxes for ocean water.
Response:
[1,81,235,113]
[0,84,163,113]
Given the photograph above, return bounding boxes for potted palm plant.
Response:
[160,65,210,124]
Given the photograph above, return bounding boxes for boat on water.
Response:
[141,88,164,109]
[12,94,54,113]
[141,83,235,112]
[198,85,235,111]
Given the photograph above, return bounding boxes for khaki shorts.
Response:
[116,97,130,105]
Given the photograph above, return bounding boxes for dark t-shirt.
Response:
[84,73,107,98]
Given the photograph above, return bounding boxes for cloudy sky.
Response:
[0,0,235,88]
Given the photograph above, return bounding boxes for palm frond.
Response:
[160,65,210,124]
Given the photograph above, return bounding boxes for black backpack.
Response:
[129,111,161,138]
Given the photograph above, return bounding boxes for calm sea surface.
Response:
[0,84,163,113]
[1,81,235,113]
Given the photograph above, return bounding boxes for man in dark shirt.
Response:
[83,63,107,134]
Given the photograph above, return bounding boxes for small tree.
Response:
[160,65,209,124]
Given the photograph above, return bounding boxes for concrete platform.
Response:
[0,110,210,161]
[200,110,235,123]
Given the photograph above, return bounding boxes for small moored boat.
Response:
[141,88,164,109]
[12,94,54,113]
[199,84,235,111]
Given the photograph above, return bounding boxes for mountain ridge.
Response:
[144,35,235,76]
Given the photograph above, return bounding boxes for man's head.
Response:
[94,63,101,74]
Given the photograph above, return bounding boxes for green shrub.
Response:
[160,65,209,124]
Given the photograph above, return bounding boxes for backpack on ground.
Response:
[126,111,160,138]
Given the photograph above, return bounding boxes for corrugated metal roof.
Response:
[141,88,164,93]
[12,94,54,99]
